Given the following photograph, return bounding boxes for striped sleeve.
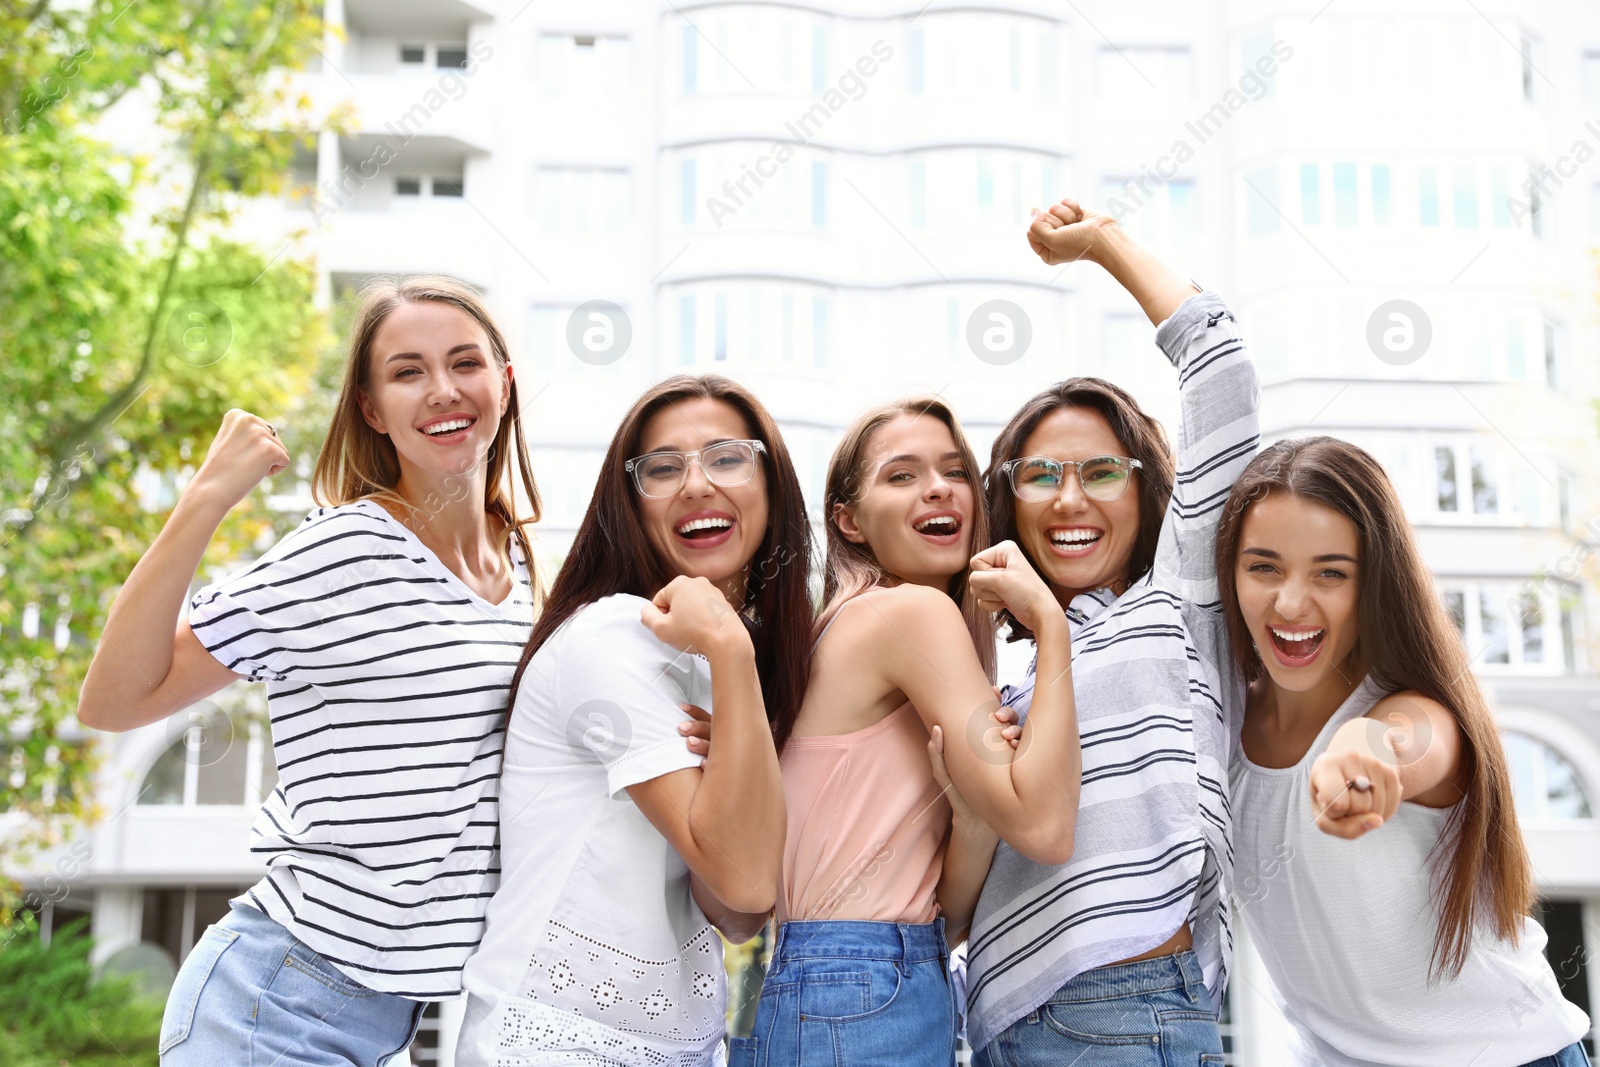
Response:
[187,508,425,681]
[1152,291,1261,612]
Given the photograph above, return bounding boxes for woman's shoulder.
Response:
[558,593,656,644]
[829,584,966,646]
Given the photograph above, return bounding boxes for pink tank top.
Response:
[777,701,951,926]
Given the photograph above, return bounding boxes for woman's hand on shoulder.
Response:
[641,575,752,660]
[967,540,1063,638]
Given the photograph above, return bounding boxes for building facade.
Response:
[11,1,1600,1063]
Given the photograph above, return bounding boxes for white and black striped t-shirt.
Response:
[965,291,1260,1051]
[188,499,536,999]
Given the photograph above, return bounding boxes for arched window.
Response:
[138,706,276,808]
[1505,731,1593,821]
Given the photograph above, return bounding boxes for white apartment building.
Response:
[12,2,1600,1063]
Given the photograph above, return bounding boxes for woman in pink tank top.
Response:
[718,397,1086,1067]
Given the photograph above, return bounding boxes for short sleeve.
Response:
[187,505,414,682]
[558,596,710,799]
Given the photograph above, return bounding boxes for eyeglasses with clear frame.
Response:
[998,455,1143,503]
[625,440,767,498]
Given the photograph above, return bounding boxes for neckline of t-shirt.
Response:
[356,500,526,614]
[1235,674,1382,779]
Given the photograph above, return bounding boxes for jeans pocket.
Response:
[798,959,904,1023]
[727,1035,759,1067]
[159,924,241,1054]
[1040,998,1160,1045]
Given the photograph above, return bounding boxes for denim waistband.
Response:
[773,918,948,968]
[1045,949,1208,1005]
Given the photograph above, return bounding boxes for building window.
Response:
[1370,164,1392,225]
[142,886,254,970]
[399,44,426,66]
[1506,733,1593,820]
[1440,582,1564,672]
[811,25,828,95]
[436,46,468,70]
[1535,899,1593,1032]
[682,24,697,93]
[1543,319,1562,389]
[679,294,696,366]
[1299,163,1321,225]
[1332,163,1357,227]
[1418,165,1440,227]
[680,158,696,225]
[432,178,463,198]
[907,27,925,94]
[812,297,830,369]
[532,168,631,235]
[535,34,634,101]
[139,711,275,808]
[811,161,829,227]
[1435,446,1458,512]
[396,177,421,197]
[1491,166,1514,227]
[1469,444,1498,515]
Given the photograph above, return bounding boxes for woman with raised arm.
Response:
[716,397,1080,1067]
[968,198,1259,1063]
[78,276,543,1066]
[1218,437,1590,1067]
[456,375,814,1067]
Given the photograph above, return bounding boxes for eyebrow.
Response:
[642,436,737,454]
[384,343,482,365]
[882,451,964,466]
[1241,547,1358,564]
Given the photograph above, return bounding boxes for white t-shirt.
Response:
[187,500,536,998]
[1231,676,1589,1066]
[458,594,727,1067]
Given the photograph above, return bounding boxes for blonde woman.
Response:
[79,276,542,1066]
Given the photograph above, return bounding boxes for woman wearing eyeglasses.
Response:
[964,198,1260,1064]
[455,375,813,1067]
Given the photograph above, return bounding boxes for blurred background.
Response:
[3,0,1600,1063]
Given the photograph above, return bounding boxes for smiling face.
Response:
[1234,492,1363,695]
[834,414,975,589]
[358,300,510,481]
[634,397,770,601]
[1013,406,1141,604]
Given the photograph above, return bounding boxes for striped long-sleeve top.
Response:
[187,499,536,998]
[965,290,1260,1051]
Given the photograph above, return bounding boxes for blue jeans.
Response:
[160,902,421,1066]
[729,918,957,1067]
[1521,1044,1593,1067]
[972,950,1223,1067]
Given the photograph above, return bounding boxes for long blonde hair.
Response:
[313,275,543,588]
[818,397,996,684]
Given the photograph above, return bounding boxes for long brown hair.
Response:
[312,275,542,576]
[816,397,996,692]
[1215,436,1534,981]
[984,377,1175,641]
[510,375,814,744]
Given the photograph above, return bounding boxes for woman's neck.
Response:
[1255,653,1365,736]
[388,466,501,578]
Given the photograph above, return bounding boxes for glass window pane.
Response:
[907,28,924,94]
[432,178,463,198]
[812,296,829,369]
[400,45,425,65]
[1419,165,1440,226]
[1491,167,1512,227]
[811,161,828,227]
[140,743,188,805]
[908,161,926,229]
[1444,590,1467,638]
[1435,446,1458,512]
[1480,591,1509,663]
[436,48,468,70]
[1371,164,1392,225]
[196,732,249,805]
[1506,319,1526,378]
[1517,594,1544,664]
[1470,446,1498,514]
[1333,163,1357,226]
[1300,163,1321,224]
[713,292,728,362]
[679,294,696,366]
[811,26,827,94]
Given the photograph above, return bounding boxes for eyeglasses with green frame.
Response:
[624,439,767,498]
[998,455,1143,503]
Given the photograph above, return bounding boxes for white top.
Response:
[458,594,727,1067]
[188,500,536,998]
[1231,676,1589,1067]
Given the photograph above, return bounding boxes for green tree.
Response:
[0,0,339,898]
